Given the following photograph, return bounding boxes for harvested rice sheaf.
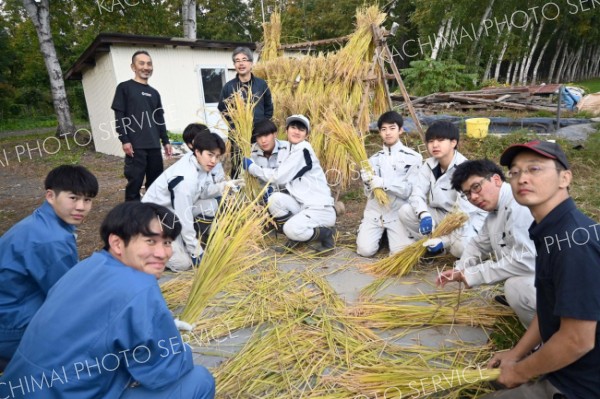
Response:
[362,212,469,277]
[178,189,270,323]
[223,91,263,199]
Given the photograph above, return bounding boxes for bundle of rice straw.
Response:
[362,211,469,277]
[323,112,388,206]
[346,298,515,329]
[326,364,500,398]
[178,188,270,323]
[224,91,262,199]
[252,6,390,190]
[260,12,282,61]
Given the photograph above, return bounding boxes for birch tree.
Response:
[182,0,197,39]
[531,26,558,84]
[21,0,75,137]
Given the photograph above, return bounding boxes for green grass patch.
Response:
[574,78,600,94]
[168,132,184,143]
[0,130,93,168]
[490,316,526,351]
[0,117,89,133]
[341,188,363,202]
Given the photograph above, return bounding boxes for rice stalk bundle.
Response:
[372,65,389,117]
[336,6,385,84]
[192,269,325,341]
[215,322,335,397]
[178,189,270,323]
[361,212,469,277]
[261,12,282,61]
[224,90,262,199]
[326,364,499,399]
[346,299,514,329]
[324,112,388,205]
[252,5,392,192]
[160,271,194,310]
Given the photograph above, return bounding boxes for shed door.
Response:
[197,66,227,133]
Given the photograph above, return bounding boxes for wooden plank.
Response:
[279,35,350,50]
[448,94,556,112]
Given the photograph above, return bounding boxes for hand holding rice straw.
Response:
[361,211,469,277]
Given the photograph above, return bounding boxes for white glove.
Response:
[360,168,373,183]
[174,318,194,332]
[223,179,245,192]
[370,175,384,189]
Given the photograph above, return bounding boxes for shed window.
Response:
[200,68,225,104]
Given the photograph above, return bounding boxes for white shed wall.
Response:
[81,51,121,157]
[81,44,270,156]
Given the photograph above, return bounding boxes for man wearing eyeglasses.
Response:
[436,159,536,328]
[218,47,274,178]
[481,140,600,399]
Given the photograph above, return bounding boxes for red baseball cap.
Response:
[500,140,569,169]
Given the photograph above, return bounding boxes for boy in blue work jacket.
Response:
[0,165,98,369]
[0,202,215,398]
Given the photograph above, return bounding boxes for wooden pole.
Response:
[371,24,425,142]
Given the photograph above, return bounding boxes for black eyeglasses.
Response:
[507,165,559,180]
[460,176,490,200]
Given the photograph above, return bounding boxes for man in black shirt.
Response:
[483,140,600,399]
[112,50,172,201]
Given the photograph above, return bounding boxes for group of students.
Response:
[0,113,599,398]
[0,45,598,398]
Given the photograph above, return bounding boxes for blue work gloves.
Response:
[263,185,274,203]
[419,213,434,235]
[242,157,254,171]
[426,240,444,253]
[191,254,202,267]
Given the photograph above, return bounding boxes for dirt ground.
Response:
[0,133,366,257]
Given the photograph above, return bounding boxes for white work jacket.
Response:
[248,140,334,207]
[409,150,487,238]
[363,141,422,223]
[142,152,225,255]
[250,139,289,184]
[456,183,536,287]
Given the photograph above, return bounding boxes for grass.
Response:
[574,78,600,94]
[167,132,183,142]
[0,130,93,167]
[0,117,89,133]
[460,130,600,220]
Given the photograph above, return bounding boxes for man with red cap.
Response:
[483,140,600,399]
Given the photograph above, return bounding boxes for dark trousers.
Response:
[124,148,163,201]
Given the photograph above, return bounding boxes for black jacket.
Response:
[217,74,273,125]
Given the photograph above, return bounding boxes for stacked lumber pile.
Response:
[394,85,561,113]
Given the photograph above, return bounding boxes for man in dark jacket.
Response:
[218,46,273,177]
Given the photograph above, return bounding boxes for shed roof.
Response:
[65,32,256,80]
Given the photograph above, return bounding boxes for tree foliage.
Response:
[402,59,477,96]
[1,0,599,123]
